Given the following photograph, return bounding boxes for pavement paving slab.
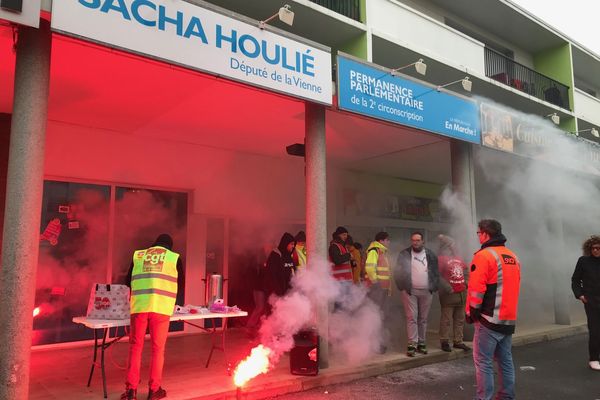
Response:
[29,321,587,399]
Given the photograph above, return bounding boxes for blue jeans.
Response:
[472,322,515,400]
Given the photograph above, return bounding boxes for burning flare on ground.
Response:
[33,307,41,318]
[233,345,272,387]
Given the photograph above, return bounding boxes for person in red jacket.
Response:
[466,219,521,400]
[328,226,353,283]
[437,234,469,352]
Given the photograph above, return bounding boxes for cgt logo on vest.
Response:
[143,248,166,272]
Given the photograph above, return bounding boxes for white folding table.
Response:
[72,310,247,398]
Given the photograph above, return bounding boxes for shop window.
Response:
[34,181,110,345]
[34,181,188,345]
[112,187,188,332]
[381,226,419,256]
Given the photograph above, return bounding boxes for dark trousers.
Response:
[585,303,600,361]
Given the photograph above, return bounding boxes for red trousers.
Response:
[126,312,170,391]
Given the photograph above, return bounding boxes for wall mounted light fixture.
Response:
[259,4,294,29]
[391,59,427,76]
[572,127,599,138]
[437,77,472,92]
[545,113,560,125]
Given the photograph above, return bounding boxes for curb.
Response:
[190,323,587,400]
[511,324,587,347]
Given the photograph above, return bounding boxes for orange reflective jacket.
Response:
[466,246,521,331]
[330,242,353,282]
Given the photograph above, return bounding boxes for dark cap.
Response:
[333,226,348,237]
[153,233,173,250]
[375,232,389,242]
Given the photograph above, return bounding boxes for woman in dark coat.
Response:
[572,235,600,370]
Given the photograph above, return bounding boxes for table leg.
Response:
[205,322,216,368]
[87,329,99,387]
[221,318,228,366]
[101,328,108,399]
[204,318,230,371]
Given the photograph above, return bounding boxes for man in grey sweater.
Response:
[394,232,439,357]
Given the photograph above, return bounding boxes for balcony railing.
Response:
[485,47,570,110]
[309,0,361,22]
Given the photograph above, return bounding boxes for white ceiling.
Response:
[0,27,451,184]
[427,0,566,53]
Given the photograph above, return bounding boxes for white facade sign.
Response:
[51,0,332,104]
[0,0,41,28]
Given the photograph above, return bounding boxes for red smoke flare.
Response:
[233,345,272,387]
[33,307,41,318]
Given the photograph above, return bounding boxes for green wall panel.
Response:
[534,43,574,110]
[338,32,368,59]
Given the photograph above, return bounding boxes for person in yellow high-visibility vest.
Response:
[121,234,184,400]
[292,231,307,273]
[346,236,363,284]
[365,231,391,353]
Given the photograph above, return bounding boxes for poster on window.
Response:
[343,189,450,223]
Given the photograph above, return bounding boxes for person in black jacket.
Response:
[394,232,439,357]
[572,235,600,371]
[328,226,354,283]
[265,232,296,298]
[125,234,185,304]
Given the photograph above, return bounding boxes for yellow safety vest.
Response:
[295,244,307,272]
[365,241,391,290]
[131,246,179,316]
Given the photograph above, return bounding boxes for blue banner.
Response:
[337,56,480,143]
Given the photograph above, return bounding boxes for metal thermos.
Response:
[205,273,223,306]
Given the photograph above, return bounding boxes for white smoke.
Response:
[440,98,600,325]
[439,187,477,260]
[258,256,383,365]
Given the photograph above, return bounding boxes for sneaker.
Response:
[441,341,452,352]
[453,342,471,352]
[589,361,600,371]
[120,389,137,400]
[417,343,428,354]
[406,344,416,357]
[148,387,167,400]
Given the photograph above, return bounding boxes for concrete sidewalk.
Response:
[29,321,587,400]
[211,322,588,400]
